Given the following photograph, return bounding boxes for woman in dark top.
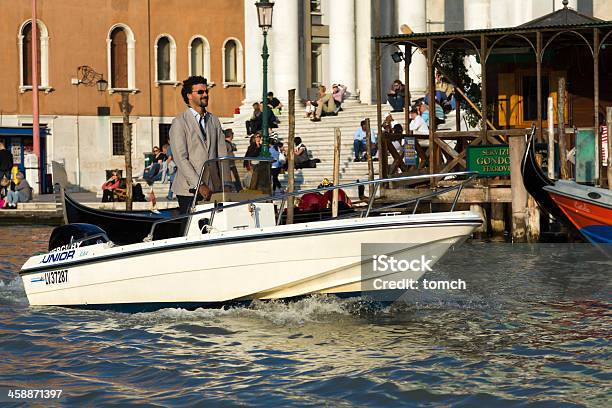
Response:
[143,146,167,185]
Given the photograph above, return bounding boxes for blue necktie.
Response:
[198,115,207,143]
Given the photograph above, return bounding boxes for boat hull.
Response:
[545,188,612,244]
[20,212,481,311]
[63,192,183,245]
[520,126,568,221]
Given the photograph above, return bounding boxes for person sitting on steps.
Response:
[387,79,405,112]
[332,83,347,113]
[142,146,167,185]
[101,170,122,202]
[294,136,321,169]
[311,85,337,122]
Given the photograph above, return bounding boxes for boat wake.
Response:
[0,277,28,306]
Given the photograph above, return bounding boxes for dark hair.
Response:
[360,120,367,127]
[294,136,302,145]
[224,128,234,137]
[267,91,274,97]
[181,76,207,105]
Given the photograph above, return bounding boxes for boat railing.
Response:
[145,156,478,240]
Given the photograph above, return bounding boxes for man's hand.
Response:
[198,184,212,201]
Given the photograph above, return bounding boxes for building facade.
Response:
[242,0,612,109]
[0,0,245,191]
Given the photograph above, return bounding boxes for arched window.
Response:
[224,40,237,82]
[157,37,170,81]
[154,34,177,83]
[107,24,136,90]
[190,37,211,78]
[18,19,50,92]
[222,38,244,86]
[22,22,40,86]
[110,27,128,88]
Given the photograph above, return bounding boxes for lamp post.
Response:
[256,0,274,157]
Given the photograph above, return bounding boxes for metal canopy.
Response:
[0,126,49,137]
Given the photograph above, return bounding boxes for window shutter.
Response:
[22,22,41,86]
[111,28,128,88]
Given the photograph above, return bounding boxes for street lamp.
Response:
[255,0,274,157]
[96,79,108,92]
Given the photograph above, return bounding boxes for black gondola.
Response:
[520,126,567,221]
[63,192,184,245]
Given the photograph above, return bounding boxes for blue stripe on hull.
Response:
[57,291,407,313]
[580,225,612,244]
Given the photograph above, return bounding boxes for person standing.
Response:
[169,76,229,214]
[223,128,242,191]
[0,141,14,181]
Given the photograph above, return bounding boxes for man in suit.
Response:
[170,76,229,214]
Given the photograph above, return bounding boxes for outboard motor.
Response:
[48,223,110,252]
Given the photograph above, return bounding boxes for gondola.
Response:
[520,125,567,221]
[62,192,184,245]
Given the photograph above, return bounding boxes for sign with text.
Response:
[402,136,418,167]
[466,144,510,176]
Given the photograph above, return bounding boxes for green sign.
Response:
[466,144,510,176]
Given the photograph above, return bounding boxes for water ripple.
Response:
[0,227,610,405]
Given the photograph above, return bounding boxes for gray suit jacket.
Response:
[169,109,229,197]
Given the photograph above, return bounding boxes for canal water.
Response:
[0,225,610,406]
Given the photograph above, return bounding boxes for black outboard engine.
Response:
[48,223,110,252]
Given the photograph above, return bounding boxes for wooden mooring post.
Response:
[364,118,375,197]
[470,204,487,239]
[558,77,569,180]
[286,89,296,224]
[332,128,341,218]
[491,203,505,239]
[547,97,555,180]
[509,136,528,242]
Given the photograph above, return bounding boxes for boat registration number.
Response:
[45,269,68,285]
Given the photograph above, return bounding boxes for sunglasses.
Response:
[192,89,208,95]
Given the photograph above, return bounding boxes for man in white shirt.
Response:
[409,107,429,135]
[353,120,377,162]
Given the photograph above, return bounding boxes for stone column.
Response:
[491,0,532,28]
[329,0,356,96]
[244,0,263,104]
[397,0,427,98]
[355,0,372,103]
[269,0,300,102]
[464,0,491,82]
[464,0,491,30]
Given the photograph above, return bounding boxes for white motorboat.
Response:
[20,167,482,312]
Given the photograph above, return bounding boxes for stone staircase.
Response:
[229,100,463,198]
[231,101,401,198]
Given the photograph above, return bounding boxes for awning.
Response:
[0,126,49,137]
